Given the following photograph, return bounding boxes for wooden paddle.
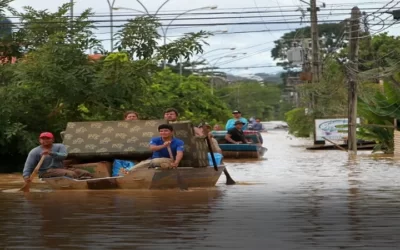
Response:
[205,136,236,185]
[167,146,188,191]
[20,155,46,192]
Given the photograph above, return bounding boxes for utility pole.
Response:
[310,0,321,85]
[347,7,361,154]
[309,0,322,145]
[70,0,73,42]
[107,0,116,52]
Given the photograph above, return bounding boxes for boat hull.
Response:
[41,166,225,190]
[219,144,267,159]
[211,130,267,159]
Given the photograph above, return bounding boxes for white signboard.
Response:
[315,118,360,141]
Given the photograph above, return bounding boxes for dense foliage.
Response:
[216,82,282,120]
[358,82,400,153]
[284,108,313,137]
[271,23,346,61]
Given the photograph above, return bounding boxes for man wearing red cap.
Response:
[22,132,92,183]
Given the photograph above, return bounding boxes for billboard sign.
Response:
[315,118,360,141]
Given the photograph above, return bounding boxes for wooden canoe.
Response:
[41,165,225,190]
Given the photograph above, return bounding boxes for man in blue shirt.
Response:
[225,110,249,130]
[149,124,184,168]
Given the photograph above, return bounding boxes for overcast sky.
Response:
[9,0,400,76]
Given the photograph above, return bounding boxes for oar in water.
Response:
[167,146,188,191]
[205,136,236,185]
[19,155,46,193]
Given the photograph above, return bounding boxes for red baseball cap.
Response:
[39,132,54,139]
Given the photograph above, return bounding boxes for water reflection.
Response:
[0,189,223,249]
[1,131,400,249]
[347,156,363,242]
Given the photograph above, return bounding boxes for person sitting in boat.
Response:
[249,118,264,144]
[197,122,222,154]
[163,107,200,135]
[251,118,263,131]
[164,108,179,122]
[225,110,249,131]
[124,111,139,120]
[132,124,184,170]
[149,124,184,168]
[22,132,93,183]
[248,116,255,129]
[225,121,251,144]
[213,124,223,131]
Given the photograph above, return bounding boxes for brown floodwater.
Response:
[1,130,400,249]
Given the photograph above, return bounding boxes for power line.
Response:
[95,1,394,14]
[6,16,326,24]
[2,12,357,19]
[7,19,389,28]
[5,6,398,19]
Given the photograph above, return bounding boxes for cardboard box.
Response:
[70,161,112,178]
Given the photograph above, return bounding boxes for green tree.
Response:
[271,23,346,61]
[12,2,100,53]
[358,82,400,153]
[285,108,313,137]
[115,16,211,64]
[217,81,282,120]
[144,69,230,123]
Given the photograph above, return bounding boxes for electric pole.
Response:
[70,0,73,42]
[310,0,321,145]
[310,0,321,85]
[107,0,116,52]
[347,7,361,154]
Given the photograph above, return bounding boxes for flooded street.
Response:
[1,130,400,249]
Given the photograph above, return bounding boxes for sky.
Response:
[8,0,400,77]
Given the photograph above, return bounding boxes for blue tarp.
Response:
[112,159,135,177]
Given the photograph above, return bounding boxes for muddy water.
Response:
[1,130,400,249]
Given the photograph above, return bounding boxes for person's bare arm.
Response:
[171,140,185,168]
[212,138,222,153]
[174,151,184,166]
[225,133,238,144]
[149,141,170,151]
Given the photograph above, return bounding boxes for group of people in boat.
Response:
[22,108,262,183]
